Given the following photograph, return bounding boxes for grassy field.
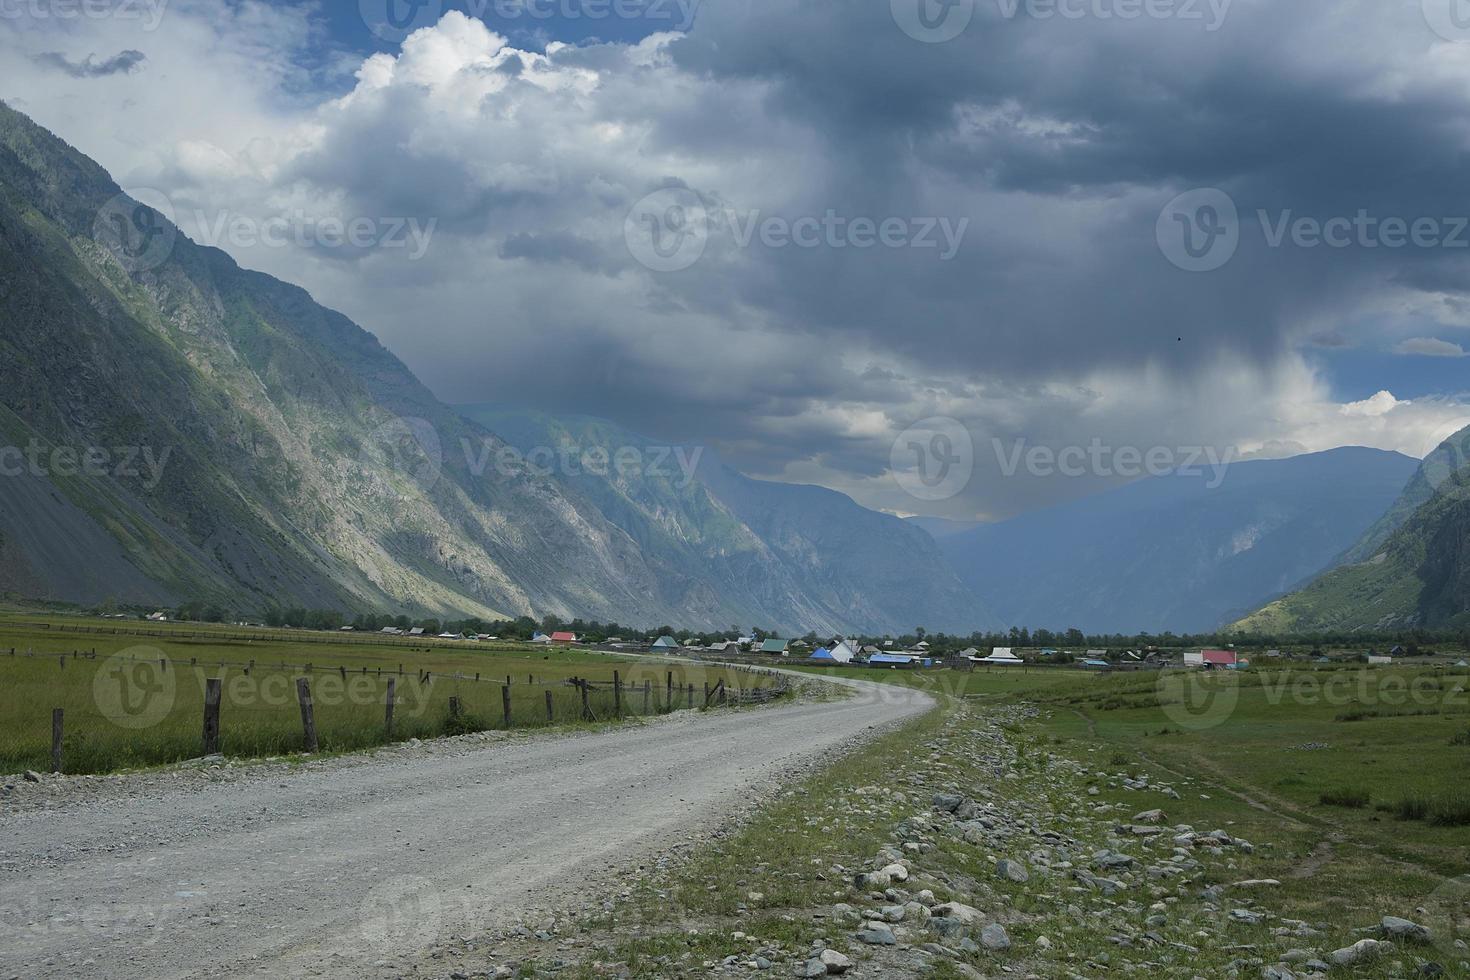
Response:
[525,663,1470,978]
[0,616,778,774]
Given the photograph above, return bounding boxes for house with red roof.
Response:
[549,631,578,644]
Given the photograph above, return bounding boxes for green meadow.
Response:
[0,615,775,774]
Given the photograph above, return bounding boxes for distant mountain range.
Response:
[0,102,979,635]
[1233,425,1470,633]
[933,448,1421,634]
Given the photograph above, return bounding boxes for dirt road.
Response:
[0,673,931,979]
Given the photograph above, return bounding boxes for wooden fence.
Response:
[9,646,789,774]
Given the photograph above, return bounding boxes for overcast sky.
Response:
[3,0,1469,520]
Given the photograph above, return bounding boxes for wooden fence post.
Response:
[386,678,396,734]
[502,685,512,727]
[203,678,222,755]
[580,679,592,721]
[51,708,63,773]
[666,671,673,702]
[614,671,622,716]
[449,696,462,720]
[643,680,651,714]
[545,689,554,723]
[687,683,694,708]
[296,678,318,753]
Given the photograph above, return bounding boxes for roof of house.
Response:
[408,627,425,635]
[1201,649,1238,664]
[549,631,577,642]
[760,638,789,653]
[870,653,915,665]
[1082,659,1111,667]
[809,648,835,660]
[652,635,678,647]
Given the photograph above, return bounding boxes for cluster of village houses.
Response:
[145,613,1462,670]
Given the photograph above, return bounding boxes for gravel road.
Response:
[0,672,932,979]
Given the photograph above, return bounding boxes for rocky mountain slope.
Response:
[936,448,1420,634]
[461,409,993,634]
[0,102,978,634]
[1233,425,1470,633]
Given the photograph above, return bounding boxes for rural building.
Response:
[829,640,860,663]
[652,635,679,649]
[549,631,577,643]
[978,648,1024,666]
[1081,659,1112,669]
[759,638,789,655]
[1185,649,1240,668]
[1367,655,1394,665]
[869,652,917,668]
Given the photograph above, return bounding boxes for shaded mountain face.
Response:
[0,103,983,634]
[459,409,995,634]
[936,448,1420,634]
[1234,425,1470,633]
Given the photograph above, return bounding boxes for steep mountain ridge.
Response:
[1233,424,1470,632]
[460,409,994,634]
[0,102,979,633]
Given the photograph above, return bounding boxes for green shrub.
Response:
[1319,787,1371,809]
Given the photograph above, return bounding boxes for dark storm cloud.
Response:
[106,3,1470,519]
[33,50,146,79]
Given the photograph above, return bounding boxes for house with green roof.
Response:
[759,638,788,655]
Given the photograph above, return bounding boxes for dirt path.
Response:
[0,674,932,979]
